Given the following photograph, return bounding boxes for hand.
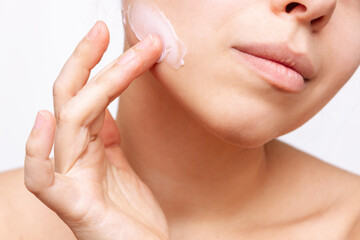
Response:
[24,21,169,240]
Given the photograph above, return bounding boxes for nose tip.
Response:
[271,0,337,32]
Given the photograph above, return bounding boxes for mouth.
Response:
[231,43,315,92]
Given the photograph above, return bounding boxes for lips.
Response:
[231,43,315,92]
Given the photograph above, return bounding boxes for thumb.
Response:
[24,110,91,222]
[24,110,56,194]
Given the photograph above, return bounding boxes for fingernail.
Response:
[134,34,154,50]
[33,111,45,130]
[117,49,137,65]
[86,21,101,40]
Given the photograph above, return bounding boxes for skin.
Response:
[0,0,360,239]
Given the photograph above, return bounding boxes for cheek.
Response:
[151,53,285,148]
[123,0,187,69]
[310,7,360,110]
[133,0,359,147]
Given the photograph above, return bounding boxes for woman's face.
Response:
[122,0,360,147]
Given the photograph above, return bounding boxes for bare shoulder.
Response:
[270,139,360,193]
[269,140,360,239]
[0,168,76,240]
[347,216,360,240]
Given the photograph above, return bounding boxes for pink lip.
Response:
[231,43,315,92]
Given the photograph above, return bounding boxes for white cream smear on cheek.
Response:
[123,1,187,69]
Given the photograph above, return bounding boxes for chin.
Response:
[204,104,313,148]
[188,99,284,148]
[207,117,278,148]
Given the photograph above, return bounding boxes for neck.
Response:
[115,42,272,223]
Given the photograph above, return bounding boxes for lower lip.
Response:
[232,49,305,92]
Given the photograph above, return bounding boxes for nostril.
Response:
[286,2,299,13]
[285,2,306,13]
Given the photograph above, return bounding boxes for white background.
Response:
[0,0,359,174]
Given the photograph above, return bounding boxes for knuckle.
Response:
[24,176,38,193]
[52,80,63,98]
[122,53,143,74]
[131,51,143,69]
[25,140,37,159]
[24,177,43,195]
[118,50,143,71]
[72,43,86,59]
[57,107,74,124]
[134,55,144,72]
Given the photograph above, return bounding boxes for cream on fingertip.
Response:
[123,0,187,69]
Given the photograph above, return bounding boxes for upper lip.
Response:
[232,43,315,80]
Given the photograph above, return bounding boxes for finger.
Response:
[53,21,110,119]
[64,33,162,127]
[23,111,93,223]
[54,34,162,174]
[24,110,56,194]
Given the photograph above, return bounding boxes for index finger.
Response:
[53,21,110,118]
[54,34,163,174]
[67,33,163,126]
